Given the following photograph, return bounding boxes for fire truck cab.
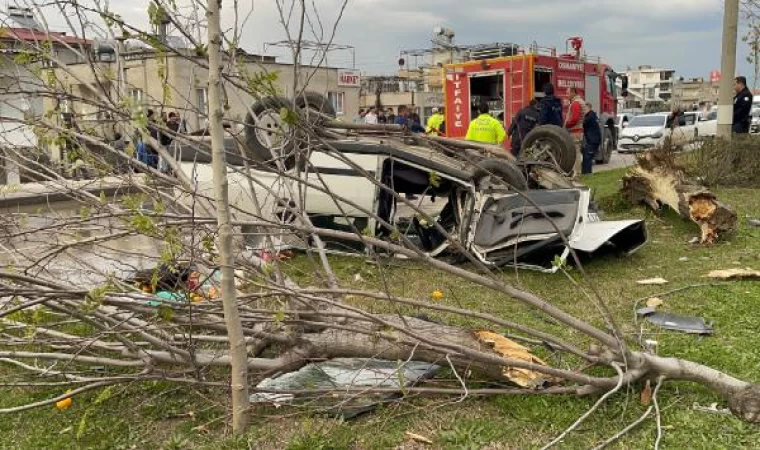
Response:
[444,37,620,164]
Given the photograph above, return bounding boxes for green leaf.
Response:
[428,171,441,188]
[157,305,173,322]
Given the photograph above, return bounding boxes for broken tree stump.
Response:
[621,150,737,244]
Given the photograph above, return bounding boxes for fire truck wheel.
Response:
[596,128,613,164]
[472,158,528,191]
[244,96,300,170]
[521,125,577,175]
[294,91,337,122]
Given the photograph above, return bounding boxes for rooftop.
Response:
[0,27,91,46]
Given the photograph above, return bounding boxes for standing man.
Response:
[507,99,540,156]
[144,109,160,169]
[426,107,445,135]
[582,102,601,175]
[539,83,563,127]
[564,87,586,175]
[394,105,409,127]
[387,108,396,124]
[354,109,366,124]
[564,87,585,136]
[364,107,378,125]
[465,102,506,146]
[733,76,753,134]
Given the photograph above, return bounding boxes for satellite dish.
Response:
[398,57,405,67]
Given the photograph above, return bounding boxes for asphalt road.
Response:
[595,151,637,172]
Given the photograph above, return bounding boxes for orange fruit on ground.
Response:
[56,397,72,410]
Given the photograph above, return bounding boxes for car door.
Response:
[683,113,698,142]
[304,148,381,218]
[665,116,686,147]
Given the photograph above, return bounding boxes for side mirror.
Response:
[621,75,629,90]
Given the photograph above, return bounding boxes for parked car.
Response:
[681,111,700,140]
[618,113,695,153]
[177,94,648,271]
[751,108,760,134]
[697,107,718,137]
[615,113,636,136]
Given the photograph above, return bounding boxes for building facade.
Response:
[619,65,676,110]
[0,6,92,183]
[43,46,360,161]
[672,77,719,110]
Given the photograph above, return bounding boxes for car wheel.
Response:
[244,96,299,170]
[596,128,613,164]
[520,125,577,174]
[472,158,528,191]
[294,91,336,124]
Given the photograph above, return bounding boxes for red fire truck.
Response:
[443,37,622,164]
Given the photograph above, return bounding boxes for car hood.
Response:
[621,126,664,138]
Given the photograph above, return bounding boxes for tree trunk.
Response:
[207,0,250,433]
[621,151,737,243]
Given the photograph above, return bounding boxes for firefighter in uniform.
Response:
[426,107,445,135]
[465,103,506,146]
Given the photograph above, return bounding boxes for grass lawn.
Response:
[3,167,760,449]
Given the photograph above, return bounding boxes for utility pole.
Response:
[717,0,740,139]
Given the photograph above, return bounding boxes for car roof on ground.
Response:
[330,139,474,181]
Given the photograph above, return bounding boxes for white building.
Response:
[619,65,676,110]
[0,7,93,184]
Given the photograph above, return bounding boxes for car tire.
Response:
[472,158,528,191]
[244,96,299,170]
[521,125,577,174]
[294,91,336,121]
[596,127,613,164]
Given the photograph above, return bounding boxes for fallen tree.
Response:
[622,149,737,243]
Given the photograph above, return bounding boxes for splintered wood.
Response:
[474,330,550,389]
[622,151,737,244]
[706,268,760,280]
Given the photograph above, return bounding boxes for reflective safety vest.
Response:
[465,114,506,145]
[426,113,445,135]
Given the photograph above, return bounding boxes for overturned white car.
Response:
[178,94,647,270]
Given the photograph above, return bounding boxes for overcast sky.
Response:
[48,0,755,80]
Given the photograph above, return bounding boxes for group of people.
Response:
[135,109,186,171]
[358,105,444,135]
[465,83,601,175]
[356,107,396,125]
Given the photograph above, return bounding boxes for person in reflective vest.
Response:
[426,107,445,135]
[465,103,506,145]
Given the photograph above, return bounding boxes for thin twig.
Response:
[541,363,626,450]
